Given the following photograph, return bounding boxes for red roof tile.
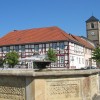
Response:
[70,34,94,49]
[0,27,70,46]
[0,26,94,49]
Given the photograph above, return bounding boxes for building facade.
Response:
[0,26,96,69]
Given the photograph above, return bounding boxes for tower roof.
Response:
[86,16,99,22]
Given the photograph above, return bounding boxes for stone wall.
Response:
[34,74,99,100]
[0,76,26,100]
[0,69,99,100]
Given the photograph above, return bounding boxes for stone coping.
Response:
[0,68,100,77]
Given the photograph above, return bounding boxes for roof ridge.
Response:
[11,26,58,32]
[50,27,71,40]
[55,27,74,40]
[0,26,58,38]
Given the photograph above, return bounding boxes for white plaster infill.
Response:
[0,69,100,77]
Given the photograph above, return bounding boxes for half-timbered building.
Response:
[0,26,96,69]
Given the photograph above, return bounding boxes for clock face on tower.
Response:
[91,32,95,35]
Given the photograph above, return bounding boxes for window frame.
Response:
[15,45,19,52]
[59,42,64,49]
[52,43,57,49]
[91,23,94,28]
[6,46,10,52]
[34,44,39,51]
[21,45,25,52]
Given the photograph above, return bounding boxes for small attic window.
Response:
[91,23,94,28]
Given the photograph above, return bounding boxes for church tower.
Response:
[86,16,100,46]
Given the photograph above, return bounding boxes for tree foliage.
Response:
[91,47,100,62]
[0,57,4,67]
[4,51,19,68]
[47,48,57,62]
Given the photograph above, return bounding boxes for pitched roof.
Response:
[0,26,94,49]
[70,34,94,49]
[0,26,76,46]
[80,36,96,47]
[86,16,99,22]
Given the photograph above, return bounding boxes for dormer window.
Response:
[91,23,94,28]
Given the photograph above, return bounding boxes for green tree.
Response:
[0,57,4,67]
[47,48,57,62]
[4,51,19,68]
[91,47,100,62]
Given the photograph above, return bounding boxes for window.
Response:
[15,46,19,52]
[34,45,39,51]
[28,45,32,48]
[2,47,6,52]
[0,48,2,52]
[6,47,10,52]
[10,46,13,51]
[59,42,64,49]
[74,44,77,52]
[21,45,25,52]
[52,43,57,49]
[71,56,74,61]
[91,23,94,28]
[44,44,46,49]
[60,56,64,63]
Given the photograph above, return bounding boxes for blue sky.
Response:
[0,0,100,37]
